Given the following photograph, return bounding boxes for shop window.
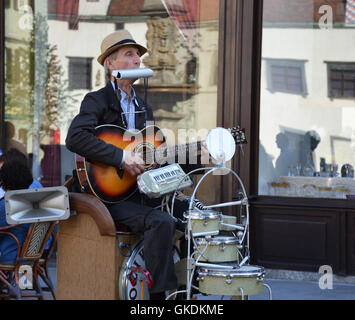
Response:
[259,0,355,199]
[326,62,355,98]
[4,0,221,197]
[265,58,308,96]
[68,57,92,90]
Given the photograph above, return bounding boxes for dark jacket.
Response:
[65,82,154,167]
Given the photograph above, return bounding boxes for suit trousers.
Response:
[106,194,187,294]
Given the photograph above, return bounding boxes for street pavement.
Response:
[197,278,355,300]
[39,262,355,300]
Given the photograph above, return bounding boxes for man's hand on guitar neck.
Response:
[122,151,145,177]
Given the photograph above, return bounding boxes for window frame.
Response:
[0,0,5,150]
[326,61,355,99]
[264,58,308,97]
[67,56,93,91]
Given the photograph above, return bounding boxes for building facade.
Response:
[1,0,355,275]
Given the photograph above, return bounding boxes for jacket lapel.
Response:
[105,82,128,128]
[134,96,148,130]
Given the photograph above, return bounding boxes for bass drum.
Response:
[118,240,181,300]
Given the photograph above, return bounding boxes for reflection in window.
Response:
[265,58,307,96]
[259,0,355,199]
[4,0,220,202]
[345,0,355,24]
[186,57,197,84]
[5,48,12,83]
[326,62,355,98]
[13,0,19,11]
[68,57,93,90]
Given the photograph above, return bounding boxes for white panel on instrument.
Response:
[206,127,236,163]
[137,164,193,198]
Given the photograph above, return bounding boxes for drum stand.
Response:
[167,156,272,301]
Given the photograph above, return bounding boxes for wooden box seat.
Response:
[57,192,139,300]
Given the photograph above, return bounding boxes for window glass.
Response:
[68,57,93,90]
[4,0,220,203]
[259,0,355,199]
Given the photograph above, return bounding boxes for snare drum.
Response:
[195,236,239,262]
[197,264,265,296]
[183,210,221,237]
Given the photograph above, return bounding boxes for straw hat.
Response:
[97,30,147,65]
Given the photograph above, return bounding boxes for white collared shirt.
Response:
[110,81,139,165]
[110,81,136,131]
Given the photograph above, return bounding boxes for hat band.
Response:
[106,39,137,51]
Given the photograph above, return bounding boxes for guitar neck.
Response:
[143,126,245,165]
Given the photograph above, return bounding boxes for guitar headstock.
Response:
[229,126,247,145]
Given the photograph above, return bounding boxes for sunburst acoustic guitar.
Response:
[75,124,246,203]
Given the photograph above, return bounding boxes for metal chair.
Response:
[0,221,57,299]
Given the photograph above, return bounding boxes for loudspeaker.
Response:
[5,186,70,224]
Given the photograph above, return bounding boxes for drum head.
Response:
[184,209,220,220]
[198,264,265,278]
[195,236,238,245]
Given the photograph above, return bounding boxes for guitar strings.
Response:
[142,128,242,159]
[137,128,243,163]
[142,141,202,163]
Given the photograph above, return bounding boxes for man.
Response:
[4,122,28,157]
[66,30,205,300]
[299,130,321,175]
[275,133,297,177]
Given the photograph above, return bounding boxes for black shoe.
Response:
[149,291,166,300]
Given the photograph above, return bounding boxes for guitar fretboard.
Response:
[146,141,203,163]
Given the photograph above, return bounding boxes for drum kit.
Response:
[117,127,272,300]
